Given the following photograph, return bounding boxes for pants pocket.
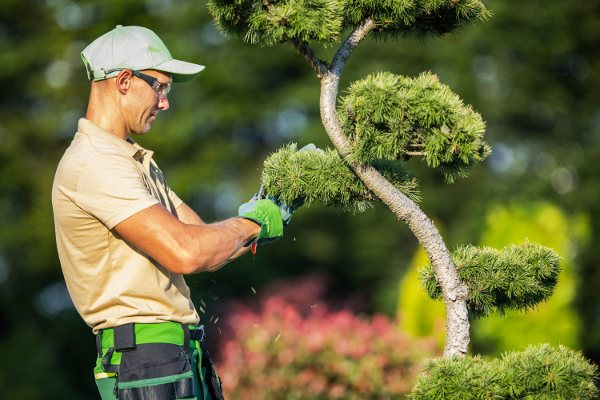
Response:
[117,343,196,400]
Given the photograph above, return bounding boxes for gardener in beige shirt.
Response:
[52,25,289,400]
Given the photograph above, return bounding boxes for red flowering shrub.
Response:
[215,295,439,399]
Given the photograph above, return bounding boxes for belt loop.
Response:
[114,323,136,352]
[182,324,191,350]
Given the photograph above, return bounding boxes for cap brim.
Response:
[153,59,205,83]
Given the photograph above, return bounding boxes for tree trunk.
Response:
[317,20,471,357]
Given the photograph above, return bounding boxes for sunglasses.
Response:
[131,70,171,98]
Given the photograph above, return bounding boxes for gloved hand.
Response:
[267,195,303,226]
[238,198,284,244]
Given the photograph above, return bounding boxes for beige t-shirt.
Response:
[52,118,199,333]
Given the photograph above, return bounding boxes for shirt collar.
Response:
[77,118,154,162]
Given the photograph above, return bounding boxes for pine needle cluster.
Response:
[207,0,489,46]
[260,143,420,212]
[420,242,560,317]
[410,344,599,400]
[339,71,490,183]
[207,0,344,46]
[344,0,490,37]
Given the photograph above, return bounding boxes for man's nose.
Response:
[158,95,169,111]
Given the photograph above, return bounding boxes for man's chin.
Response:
[132,122,153,136]
[131,129,151,136]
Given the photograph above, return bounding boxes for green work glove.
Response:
[267,195,302,226]
[238,198,284,244]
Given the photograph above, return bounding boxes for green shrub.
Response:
[261,143,421,213]
[338,71,490,182]
[420,241,560,317]
[410,344,599,400]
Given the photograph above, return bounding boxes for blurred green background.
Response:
[1,0,598,398]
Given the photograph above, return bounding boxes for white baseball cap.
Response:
[81,25,205,83]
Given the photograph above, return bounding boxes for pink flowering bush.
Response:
[215,292,439,399]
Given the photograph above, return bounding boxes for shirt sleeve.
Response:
[75,153,159,229]
[167,186,184,211]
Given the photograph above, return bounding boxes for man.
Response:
[52,25,288,400]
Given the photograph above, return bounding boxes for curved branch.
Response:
[330,19,374,77]
[320,18,375,155]
[319,19,470,357]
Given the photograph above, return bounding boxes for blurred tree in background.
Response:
[0,0,598,398]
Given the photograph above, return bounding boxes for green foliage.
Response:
[502,344,599,399]
[207,0,489,47]
[217,295,439,399]
[410,355,501,400]
[260,143,420,212]
[207,0,344,46]
[410,344,599,400]
[398,203,584,353]
[421,242,560,317]
[339,71,490,182]
[343,0,415,32]
[344,0,490,36]
[471,203,585,354]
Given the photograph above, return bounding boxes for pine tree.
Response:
[207,1,598,397]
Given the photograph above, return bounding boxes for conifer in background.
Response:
[207,1,598,397]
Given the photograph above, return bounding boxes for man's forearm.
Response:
[182,217,259,273]
[114,204,260,275]
[176,202,204,225]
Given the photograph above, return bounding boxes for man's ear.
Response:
[115,70,134,95]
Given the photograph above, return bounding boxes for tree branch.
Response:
[288,38,329,78]
[319,18,470,357]
[320,18,376,155]
[330,18,376,78]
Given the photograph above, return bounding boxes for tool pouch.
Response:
[116,342,194,400]
[96,323,223,400]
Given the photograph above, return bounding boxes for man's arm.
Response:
[176,202,204,225]
[114,204,260,274]
[176,201,252,260]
